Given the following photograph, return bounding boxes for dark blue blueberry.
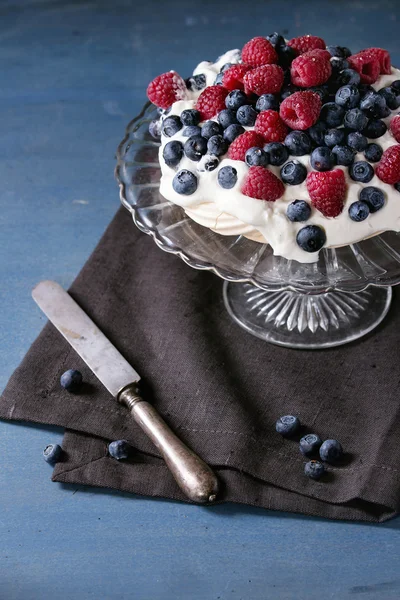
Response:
[347,131,368,152]
[43,444,63,465]
[332,145,355,166]
[319,439,343,464]
[364,143,383,163]
[335,85,360,109]
[162,115,183,137]
[286,200,311,222]
[214,72,224,86]
[358,84,375,98]
[218,166,238,189]
[207,134,228,157]
[185,73,206,91]
[379,86,400,110]
[148,119,161,139]
[344,108,369,131]
[197,155,219,172]
[360,186,385,212]
[281,83,300,100]
[320,103,345,127]
[108,440,131,460]
[324,128,346,148]
[180,109,201,127]
[223,124,245,143]
[266,32,285,48]
[359,91,387,118]
[299,434,323,457]
[201,120,223,139]
[280,160,307,185]
[220,62,233,73]
[184,135,207,161]
[182,125,201,137]
[277,45,297,69]
[237,105,257,126]
[336,68,361,87]
[363,119,387,139]
[380,105,391,118]
[217,108,238,129]
[395,182,400,193]
[263,142,289,166]
[308,122,327,146]
[162,140,184,167]
[60,369,82,393]
[304,461,325,480]
[310,146,336,171]
[309,86,329,102]
[275,415,300,437]
[256,94,279,112]
[284,131,312,156]
[245,147,268,167]
[349,201,370,222]
[349,161,374,183]
[326,45,352,58]
[391,80,400,94]
[296,225,326,252]
[225,89,247,110]
[330,57,349,74]
[172,169,198,195]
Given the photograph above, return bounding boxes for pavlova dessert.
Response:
[146,33,400,263]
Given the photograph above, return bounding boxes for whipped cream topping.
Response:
[158,50,400,263]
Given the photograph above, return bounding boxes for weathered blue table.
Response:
[1,1,400,598]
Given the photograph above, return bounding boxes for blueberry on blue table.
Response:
[363,119,387,139]
[223,124,245,143]
[335,85,360,110]
[43,444,62,465]
[307,122,327,147]
[324,128,346,148]
[263,142,288,166]
[364,143,383,163]
[162,115,183,137]
[286,200,311,222]
[184,135,207,161]
[296,225,326,252]
[300,434,322,457]
[256,94,279,112]
[207,134,228,156]
[280,160,307,185]
[360,91,387,118]
[60,369,82,393]
[237,105,257,127]
[182,126,201,138]
[319,439,343,463]
[148,119,161,139]
[304,460,325,480]
[163,141,183,167]
[172,169,198,195]
[225,90,247,110]
[320,103,345,127]
[379,86,400,110]
[347,131,368,152]
[108,440,131,460]
[310,147,336,171]
[343,108,369,131]
[359,187,385,212]
[275,415,300,437]
[349,201,370,222]
[180,109,201,127]
[201,121,223,139]
[349,161,374,183]
[336,68,361,87]
[284,131,312,156]
[217,108,238,129]
[185,73,206,91]
[245,147,268,167]
[218,166,238,189]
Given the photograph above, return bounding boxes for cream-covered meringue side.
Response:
[158,50,400,263]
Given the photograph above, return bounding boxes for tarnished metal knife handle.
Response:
[118,384,219,504]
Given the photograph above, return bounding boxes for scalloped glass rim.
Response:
[115,102,400,294]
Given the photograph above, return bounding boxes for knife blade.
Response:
[32,280,218,503]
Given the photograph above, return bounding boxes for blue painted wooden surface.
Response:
[1,1,400,598]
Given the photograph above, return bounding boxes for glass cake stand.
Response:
[115,103,400,349]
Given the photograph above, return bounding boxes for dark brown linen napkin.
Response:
[1,207,399,522]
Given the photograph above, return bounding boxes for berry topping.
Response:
[222,64,251,91]
[361,47,391,75]
[183,135,207,161]
[207,134,228,157]
[275,415,300,437]
[287,35,326,55]
[290,50,332,87]
[228,130,265,161]
[332,145,355,166]
[60,369,82,393]
[201,120,223,139]
[217,108,239,129]
[148,119,162,139]
[363,119,387,139]
[319,439,343,464]
[162,115,183,137]
[304,460,325,480]
[254,109,288,143]
[197,155,219,172]
[196,86,229,120]
[296,225,326,252]
[180,109,201,127]
[223,124,245,143]
[310,146,336,171]
[241,166,284,201]
[347,131,368,152]
[376,145,400,184]
[172,169,198,195]
[263,142,289,166]
[266,32,286,48]
[245,147,268,167]
[349,161,374,183]
[349,201,370,222]
[390,115,400,143]
[280,160,307,185]
[299,434,322,456]
[360,187,385,212]
[147,71,187,109]
[286,200,312,222]
[225,89,247,110]
[108,440,131,461]
[218,166,238,189]
[364,143,383,163]
[347,52,380,84]
[182,125,201,137]
[237,104,258,126]
[256,93,280,112]
[185,73,207,91]
[308,121,327,146]
[279,90,321,130]
[336,68,361,87]
[343,108,369,131]
[359,91,387,118]
[43,444,63,465]
[379,86,400,110]
[324,128,346,148]
[335,84,360,109]
[163,141,184,167]
[284,130,312,156]
[306,169,347,217]
[327,45,352,59]
[241,36,278,67]
[243,64,284,95]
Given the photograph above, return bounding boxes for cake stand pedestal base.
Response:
[223,282,392,350]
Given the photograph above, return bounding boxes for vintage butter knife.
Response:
[32,280,218,503]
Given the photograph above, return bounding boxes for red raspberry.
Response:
[306,48,332,61]
[291,50,332,87]
[347,52,380,84]
[195,86,229,120]
[242,166,285,201]
[146,71,187,109]
[222,64,252,91]
[280,91,321,130]
[376,145,400,184]
[390,116,400,143]
[242,36,278,67]
[361,48,391,75]
[306,170,347,217]
[287,35,326,55]
[228,131,265,161]
[254,110,288,143]
[243,64,284,96]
